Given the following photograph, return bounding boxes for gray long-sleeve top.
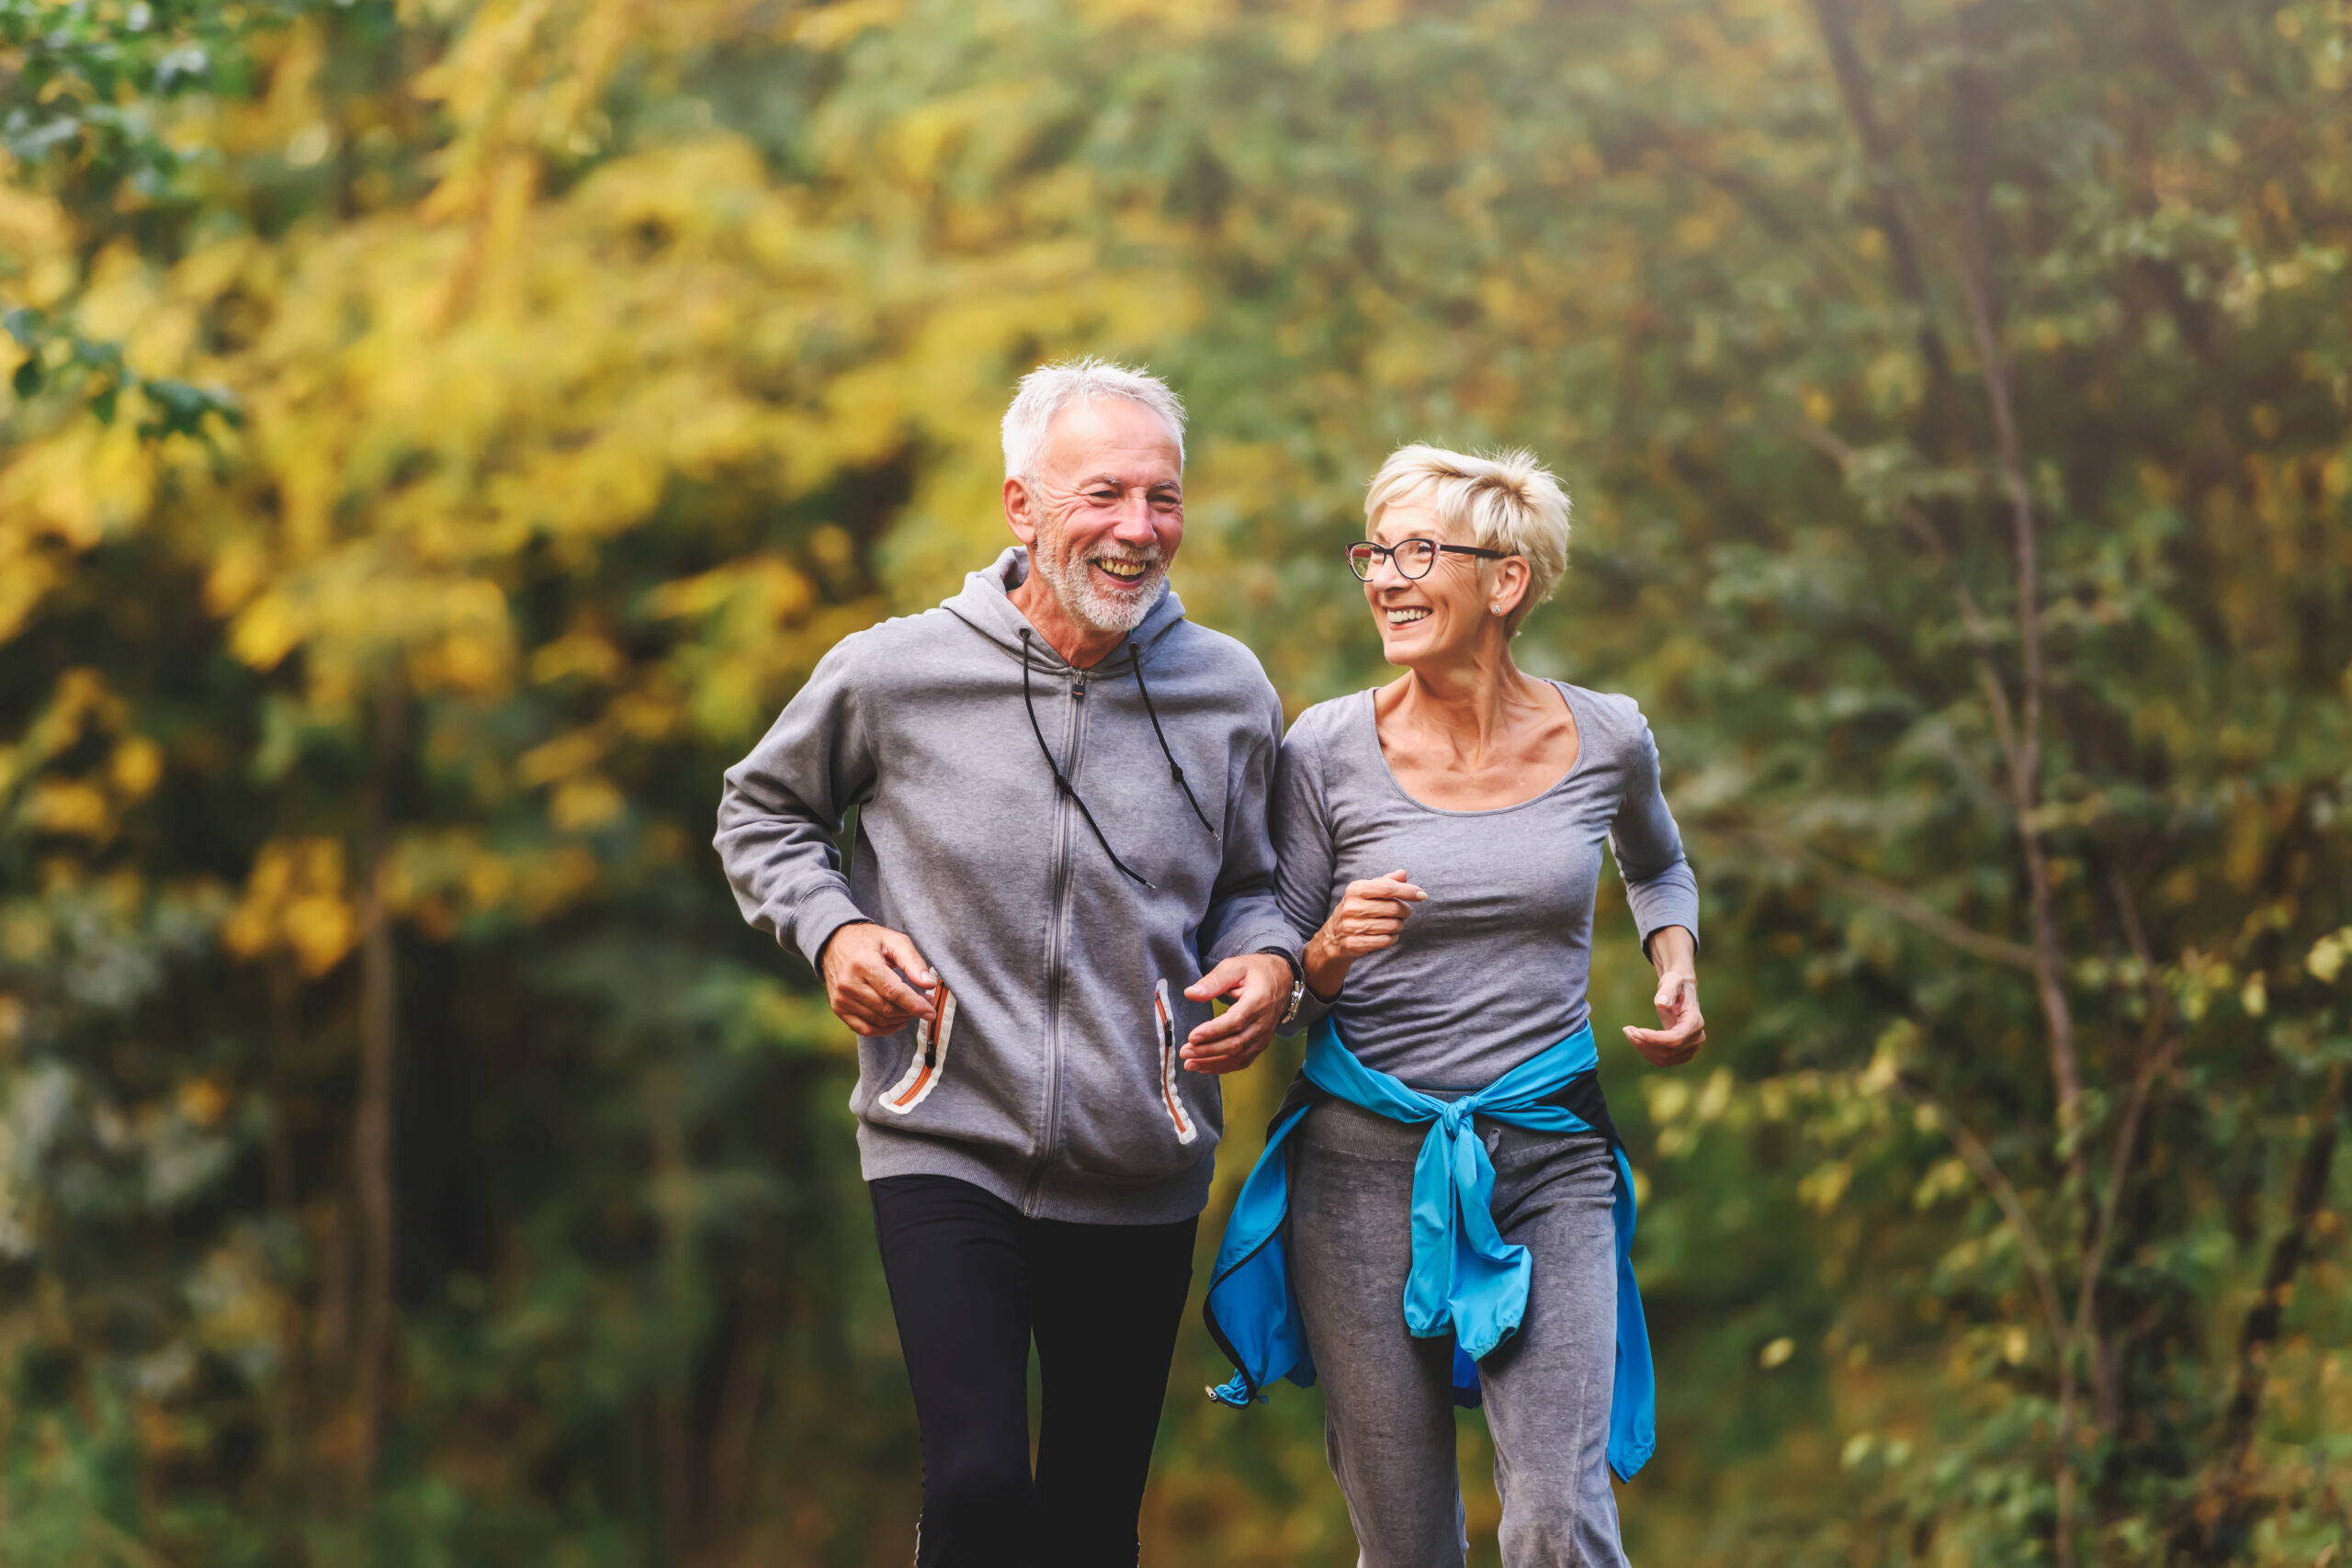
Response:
[1272,682,1699,1089]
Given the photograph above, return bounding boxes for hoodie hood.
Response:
[942,547,1190,669]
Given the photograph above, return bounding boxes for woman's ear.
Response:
[1488,556,1532,620]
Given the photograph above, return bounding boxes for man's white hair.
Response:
[1001,357,1187,479]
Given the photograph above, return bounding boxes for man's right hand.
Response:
[820,922,939,1037]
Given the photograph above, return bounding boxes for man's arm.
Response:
[716,641,937,1035]
[1182,687,1303,1072]
[714,639,876,967]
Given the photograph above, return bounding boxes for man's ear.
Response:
[1002,475,1039,546]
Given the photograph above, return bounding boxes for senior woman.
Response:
[1202,446,1704,1567]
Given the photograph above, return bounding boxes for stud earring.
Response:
[1490,605,1504,615]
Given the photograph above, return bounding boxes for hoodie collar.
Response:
[942,546,1189,671]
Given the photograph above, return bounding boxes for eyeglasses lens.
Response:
[1348,540,1442,581]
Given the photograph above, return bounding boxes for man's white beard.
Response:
[1030,525,1168,635]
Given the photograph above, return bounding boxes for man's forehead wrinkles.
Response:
[1074,470,1182,491]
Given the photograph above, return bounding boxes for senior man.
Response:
[717,359,1303,1567]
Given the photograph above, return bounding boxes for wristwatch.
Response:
[1261,946,1307,1028]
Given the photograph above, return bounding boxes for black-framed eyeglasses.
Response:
[1345,538,1516,581]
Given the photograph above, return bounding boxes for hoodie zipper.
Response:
[1022,668,1090,1215]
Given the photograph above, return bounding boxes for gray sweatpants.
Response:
[1289,1099,1631,1568]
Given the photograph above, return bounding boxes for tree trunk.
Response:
[350,671,408,1495]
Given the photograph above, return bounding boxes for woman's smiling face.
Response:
[1363,495,1506,668]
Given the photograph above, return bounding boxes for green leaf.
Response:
[137,377,238,438]
[3,306,46,349]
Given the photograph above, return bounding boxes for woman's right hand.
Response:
[1303,869,1427,1000]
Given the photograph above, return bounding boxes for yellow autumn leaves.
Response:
[1,0,1199,983]
[219,829,620,975]
[0,671,165,845]
[222,840,359,976]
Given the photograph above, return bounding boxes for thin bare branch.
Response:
[2076,861,2181,1428]
[1807,0,1957,404]
[1727,828,2038,972]
[1941,59,2090,1565]
[1951,250,2083,1153]
[1790,420,2027,774]
[2107,856,2158,979]
[1893,1080,2069,1346]
[2077,1036,2174,1423]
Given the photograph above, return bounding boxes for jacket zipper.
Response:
[1022,668,1090,1214]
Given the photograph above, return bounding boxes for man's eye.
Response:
[1091,490,1120,502]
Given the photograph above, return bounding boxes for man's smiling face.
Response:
[1012,397,1184,635]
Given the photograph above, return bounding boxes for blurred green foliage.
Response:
[2,1,2348,1563]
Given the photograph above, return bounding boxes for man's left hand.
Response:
[1179,953,1292,1075]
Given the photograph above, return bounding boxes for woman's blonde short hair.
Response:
[1364,445,1572,634]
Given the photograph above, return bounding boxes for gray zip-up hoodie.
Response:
[715,547,1300,1224]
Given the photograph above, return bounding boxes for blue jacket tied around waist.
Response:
[1203,1019,1657,1483]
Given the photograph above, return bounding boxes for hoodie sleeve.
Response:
[714,637,879,971]
[1609,701,1700,960]
[1271,711,1338,1035]
[1196,682,1304,973]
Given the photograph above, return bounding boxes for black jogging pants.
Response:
[868,1174,1197,1568]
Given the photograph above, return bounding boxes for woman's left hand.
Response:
[1625,925,1705,1066]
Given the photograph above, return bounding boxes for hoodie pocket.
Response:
[879,982,957,1114]
[1054,976,1213,1180]
[1153,978,1198,1145]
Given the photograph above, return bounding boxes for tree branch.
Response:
[1808,0,1958,410]
[1725,827,2038,972]
[1950,235,2082,1156]
[2075,860,2179,1430]
[2076,1033,2172,1430]
[1790,419,2026,776]
[1941,44,2092,1562]
[1894,1080,2069,1347]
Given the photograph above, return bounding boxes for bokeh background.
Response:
[4,1,2350,1562]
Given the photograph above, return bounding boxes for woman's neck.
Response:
[1386,640,1538,759]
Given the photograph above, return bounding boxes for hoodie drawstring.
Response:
[1129,640,1219,842]
[1016,626,1219,887]
[1020,628,1155,889]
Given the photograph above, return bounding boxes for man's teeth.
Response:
[1385,607,1431,625]
[1095,559,1149,581]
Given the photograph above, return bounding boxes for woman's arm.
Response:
[1623,923,1704,1067]
[1272,712,1430,1018]
[1303,870,1426,1001]
[1270,720,1343,1028]
[1611,704,1704,1066]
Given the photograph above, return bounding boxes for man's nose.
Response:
[1109,494,1159,539]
